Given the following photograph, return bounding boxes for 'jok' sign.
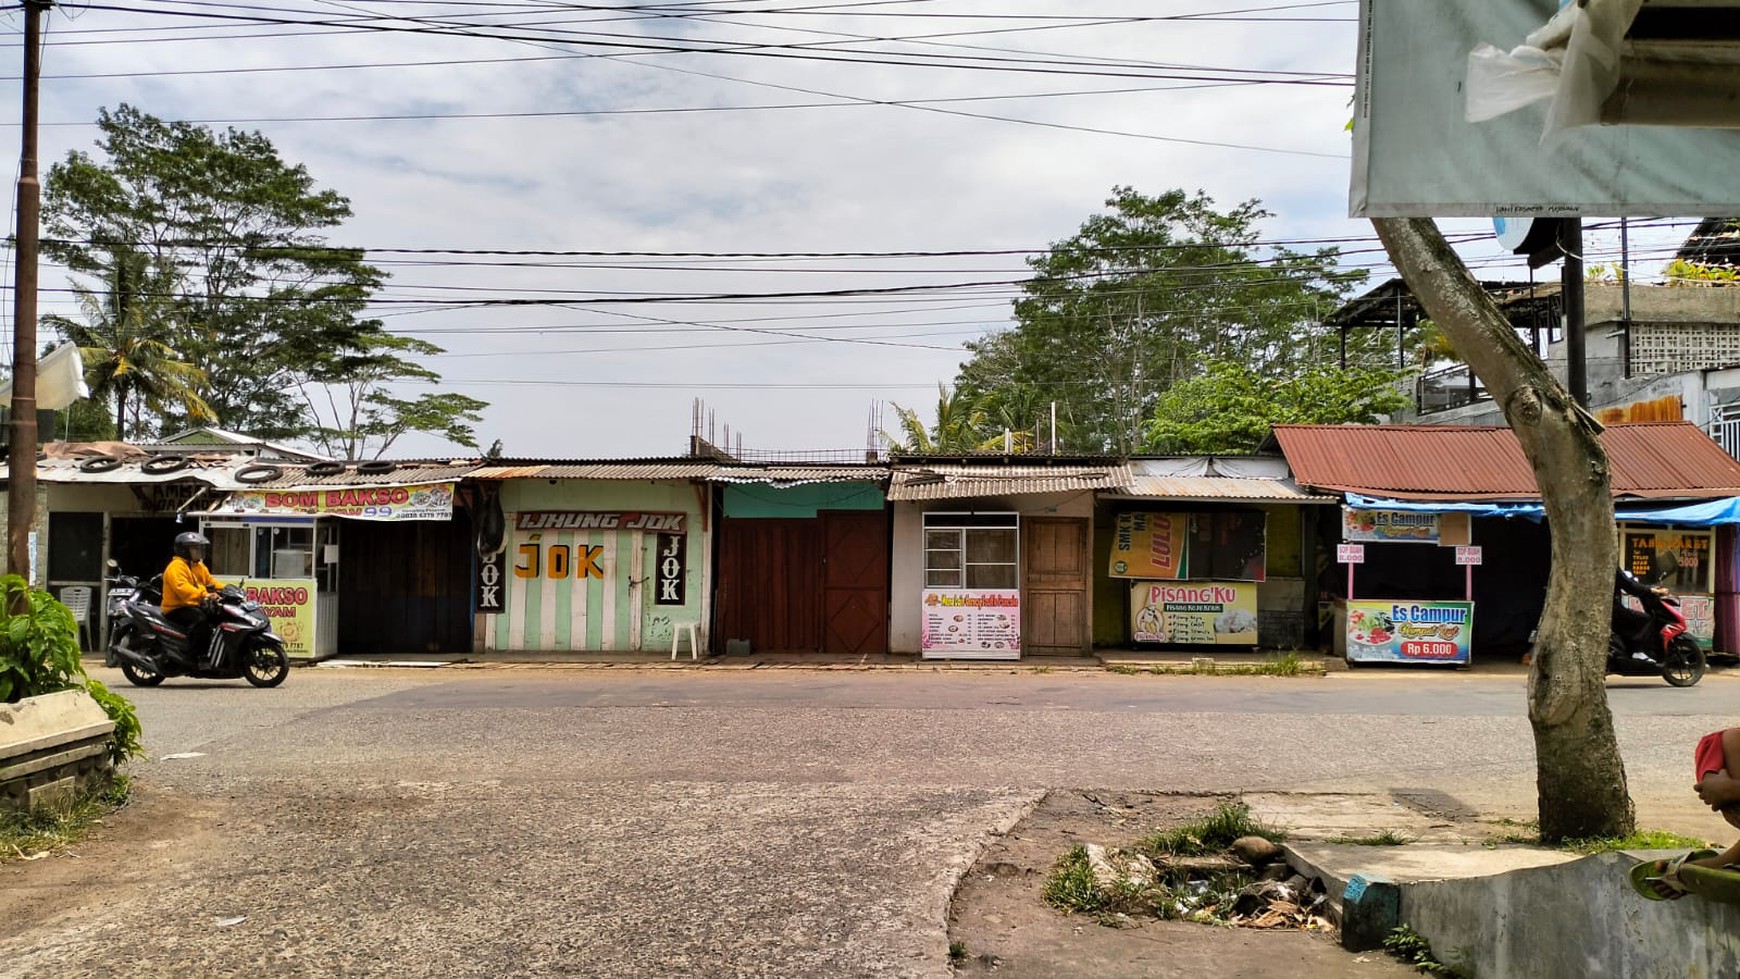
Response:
[655,533,686,606]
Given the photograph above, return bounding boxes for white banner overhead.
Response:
[1351,0,1740,218]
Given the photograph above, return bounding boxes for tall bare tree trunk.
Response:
[1372,218,1635,841]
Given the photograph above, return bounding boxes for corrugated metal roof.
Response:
[12,457,473,491]
[1273,422,1740,501]
[1104,475,1337,503]
[468,462,884,483]
[887,463,1133,501]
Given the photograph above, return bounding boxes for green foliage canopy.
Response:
[1143,361,1411,454]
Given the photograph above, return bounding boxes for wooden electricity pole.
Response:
[7,0,50,580]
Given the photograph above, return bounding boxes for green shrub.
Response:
[0,575,142,763]
[1140,800,1286,858]
[0,575,84,703]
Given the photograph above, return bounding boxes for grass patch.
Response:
[1107,664,1141,675]
[1043,845,1108,913]
[1560,828,1712,855]
[0,774,130,863]
[1382,925,1471,977]
[947,941,966,964]
[1030,665,1053,675]
[1480,822,1712,853]
[1139,800,1285,858]
[1330,829,1416,846]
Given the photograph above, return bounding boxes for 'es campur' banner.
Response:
[218,483,455,521]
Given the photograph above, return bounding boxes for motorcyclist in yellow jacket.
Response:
[163,531,223,661]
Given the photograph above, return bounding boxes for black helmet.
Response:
[173,531,210,560]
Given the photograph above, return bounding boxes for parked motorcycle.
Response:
[1609,588,1706,688]
[104,560,290,688]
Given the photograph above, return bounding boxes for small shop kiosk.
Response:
[203,482,457,660]
[1334,505,1474,666]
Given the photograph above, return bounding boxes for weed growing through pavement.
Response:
[1139,800,1286,858]
[0,774,130,862]
[1330,829,1416,846]
[947,941,966,964]
[1382,925,1472,977]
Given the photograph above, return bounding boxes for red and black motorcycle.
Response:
[1609,586,1706,688]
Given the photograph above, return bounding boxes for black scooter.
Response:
[104,560,290,688]
[1609,588,1706,688]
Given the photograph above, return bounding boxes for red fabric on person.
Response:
[1697,730,1729,782]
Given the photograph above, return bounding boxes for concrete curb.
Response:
[1282,842,1740,976]
[921,789,1047,979]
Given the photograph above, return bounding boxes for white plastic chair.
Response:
[671,622,702,661]
[60,586,92,652]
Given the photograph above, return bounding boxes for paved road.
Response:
[4,666,1736,978]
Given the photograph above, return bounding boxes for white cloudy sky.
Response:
[0,1,1708,459]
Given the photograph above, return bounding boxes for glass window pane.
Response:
[926,570,962,588]
[925,530,958,551]
[925,549,962,570]
[966,564,1018,589]
[966,528,1017,564]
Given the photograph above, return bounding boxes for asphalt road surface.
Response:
[4,666,1736,978]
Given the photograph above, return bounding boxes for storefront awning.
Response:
[1346,491,1740,527]
[887,463,1133,502]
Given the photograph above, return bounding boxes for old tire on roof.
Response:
[141,455,190,475]
[235,464,283,485]
[78,457,123,473]
[356,460,397,475]
[304,461,346,477]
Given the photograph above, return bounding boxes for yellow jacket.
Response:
[162,556,223,612]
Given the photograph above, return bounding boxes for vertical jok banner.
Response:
[477,547,506,614]
[654,533,686,606]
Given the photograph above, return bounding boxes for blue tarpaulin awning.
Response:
[1344,493,1740,527]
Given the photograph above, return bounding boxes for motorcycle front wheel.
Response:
[120,660,165,687]
[1663,635,1707,688]
[243,639,290,688]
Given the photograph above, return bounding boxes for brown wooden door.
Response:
[715,518,823,652]
[1023,517,1089,655]
[822,510,888,655]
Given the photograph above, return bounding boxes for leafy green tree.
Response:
[41,105,483,445]
[42,248,213,439]
[302,334,487,459]
[954,187,1367,454]
[1143,362,1411,454]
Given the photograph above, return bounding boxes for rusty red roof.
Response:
[1272,422,1740,501]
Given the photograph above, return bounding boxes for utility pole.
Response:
[1559,218,1587,408]
[8,0,50,581]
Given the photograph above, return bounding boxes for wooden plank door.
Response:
[822,510,889,655]
[715,518,823,652]
[1023,517,1089,655]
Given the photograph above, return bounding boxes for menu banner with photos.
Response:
[921,590,1020,660]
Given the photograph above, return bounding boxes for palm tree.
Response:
[881,384,997,454]
[43,250,214,439]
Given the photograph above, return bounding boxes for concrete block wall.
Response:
[0,689,117,812]
[1403,850,1740,978]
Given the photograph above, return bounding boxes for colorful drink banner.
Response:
[1110,512,1266,582]
[921,590,1020,659]
[1343,508,1440,544]
[217,483,454,522]
[1130,581,1259,646]
[237,578,317,660]
[1344,600,1472,664]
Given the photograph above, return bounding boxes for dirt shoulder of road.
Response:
[0,781,226,942]
[946,790,1419,979]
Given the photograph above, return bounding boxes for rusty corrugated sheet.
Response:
[1274,422,1740,501]
[887,464,1133,501]
[1595,396,1683,424]
[1103,475,1338,503]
